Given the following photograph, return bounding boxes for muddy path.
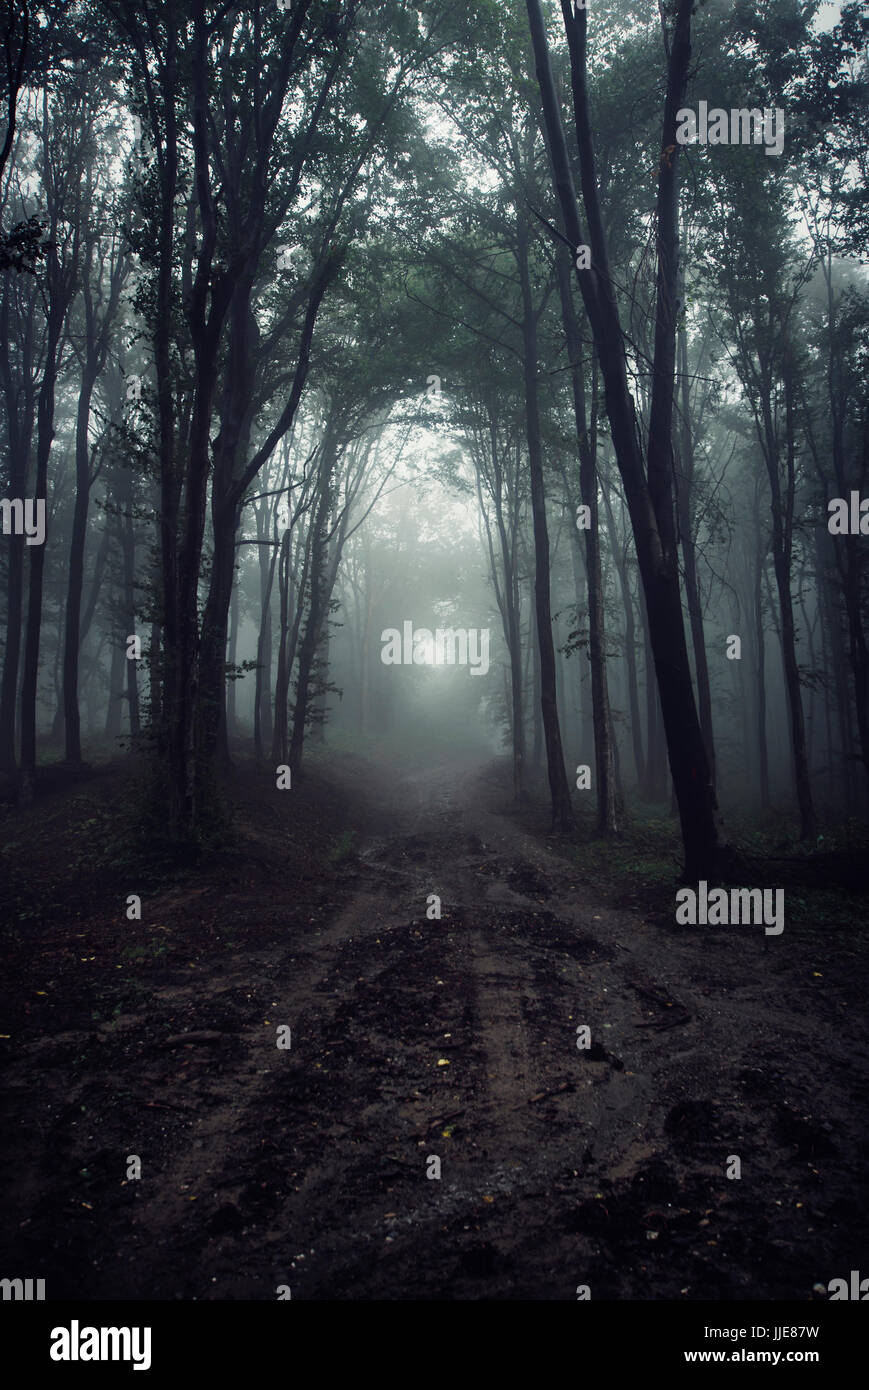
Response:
[2,755,868,1300]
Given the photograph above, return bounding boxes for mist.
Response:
[1,0,868,1340]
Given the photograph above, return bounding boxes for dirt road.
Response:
[2,756,867,1299]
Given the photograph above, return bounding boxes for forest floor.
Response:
[1,749,868,1301]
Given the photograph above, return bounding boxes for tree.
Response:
[525,0,721,877]
[20,71,91,799]
[62,141,128,763]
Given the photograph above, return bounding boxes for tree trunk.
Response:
[556,249,616,832]
[20,312,64,801]
[517,215,573,831]
[638,592,665,803]
[761,374,816,838]
[63,360,99,763]
[105,634,126,740]
[289,449,335,778]
[600,479,644,787]
[253,501,278,761]
[475,417,525,800]
[311,625,330,743]
[528,595,543,776]
[753,530,771,809]
[676,324,715,785]
[271,529,292,765]
[526,0,720,877]
[227,576,240,742]
[0,281,35,775]
[123,501,140,739]
[196,265,334,784]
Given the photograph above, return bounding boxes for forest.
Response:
[1,0,868,1313]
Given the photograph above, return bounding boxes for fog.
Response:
[2,0,868,1322]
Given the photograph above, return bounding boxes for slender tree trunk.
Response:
[676,324,715,784]
[63,360,99,764]
[621,581,643,789]
[153,17,182,832]
[526,0,720,877]
[253,502,278,761]
[123,503,140,739]
[149,622,162,734]
[814,250,869,806]
[289,450,335,777]
[476,418,525,800]
[271,529,292,765]
[753,534,770,809]
[20,317,64,802]
[311,626,329,743]
[840,531,869,805]
[518,215,573,831]
[817,526,859,813]
[63,216,124,761]
[557,251,616,832]
[105,633,125,739]
[600,481,644,787]
[289,550,324,778]
[227,577,240,741]
[529,597,543,775]
[639,588,668,802]
[0,284,35,775]
[0,521,25,773]
[359,583,371,737]
[49,625,64,746]
[772,551,815,835]
[760,376,816,838]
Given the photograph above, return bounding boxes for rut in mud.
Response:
[1,755,867,1300]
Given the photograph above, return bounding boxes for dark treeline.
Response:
[1,0,867,875]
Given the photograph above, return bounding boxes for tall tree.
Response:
[62,166,127,762]
[20,74,89,798]
[525,0,721,877]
